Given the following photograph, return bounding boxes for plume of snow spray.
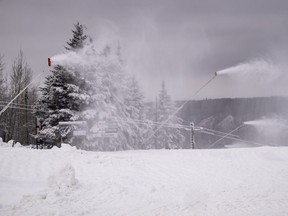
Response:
[215,58,288,97]
[50,43,98,67]
[216,59,282,83]
[245,117,288,132]
[51,51,85,66]
[50,29,120,68]
[244,117,288,145]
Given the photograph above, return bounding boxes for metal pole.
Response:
[25,91,29,144]
[190,122,195,149]
[154,96,158,149]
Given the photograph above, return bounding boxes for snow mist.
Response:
[51,51,86,66]
[50,43,104,68]
[216,59,282,83]
[244,117,288,145]
[215,58,288,97]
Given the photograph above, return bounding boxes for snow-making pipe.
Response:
[143,73,218,145]
[0,71,45,117]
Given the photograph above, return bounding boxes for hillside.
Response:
[177,96,288,148]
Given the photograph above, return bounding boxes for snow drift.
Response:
[1,144,288,216]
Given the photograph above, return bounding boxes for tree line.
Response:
[0,51,38,145]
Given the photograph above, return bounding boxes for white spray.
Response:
[216,57,288,145]
[244,117,288,145]
[50,43,100,68]
[214,57,288,98]
[216,59,283,83]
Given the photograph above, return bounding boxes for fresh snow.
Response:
[1,144,288,216]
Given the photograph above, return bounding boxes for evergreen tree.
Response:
[34,65,89,144]
[65,22,88,51]
[78,44,149,151]
[34,23,89,147]
[81,45,132,150]
[123,75,147,148]
[124,75,144,120]
[35,23,149,151]
[155,81,185,149]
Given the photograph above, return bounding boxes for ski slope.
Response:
[0,143,288,216]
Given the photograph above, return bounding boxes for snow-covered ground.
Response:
[1,143,288,216]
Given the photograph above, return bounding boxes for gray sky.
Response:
[1,0,288,101]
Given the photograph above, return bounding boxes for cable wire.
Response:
[116,117,188,129]
[198,130,266,146]
[0,105,34,111]
[142,74,217,144]
[201,127,239,138]
[0,101,33,107]
[209,124,245,148]
[0,71,45,116]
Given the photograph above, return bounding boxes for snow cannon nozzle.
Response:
[48,58,51,67]
[215,71,218,76]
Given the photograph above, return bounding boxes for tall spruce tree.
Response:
[81,45,133,150]
[77,44,149,151]
[34,23,89,147]
[123,75,146,149]
[35,23,149,151]
[155,81,184,149]
[65,22,88,51]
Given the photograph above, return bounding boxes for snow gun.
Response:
[48,58,51,67]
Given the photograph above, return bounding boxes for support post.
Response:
[25,91,29,145]
[154,96,158,149]
[190,122,195,149]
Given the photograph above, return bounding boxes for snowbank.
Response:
[1,145,288,216]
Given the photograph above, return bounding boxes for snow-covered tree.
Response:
[34,23,89,147]
[124,75,144,120]
[79,45,133,150]
[35,22,150,151]
[73,43,150,151]
[65,22,88,51]
[122,75,147,149]
[155,81,185,149]
[34,65,89,142]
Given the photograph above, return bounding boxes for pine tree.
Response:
[65,22,88,51]
[79,44,149,151]
[35,23,149,151]
[124,75,144,120]
[155,81,185,149]
[123,75,146,148]
[34,23,89,147]
[81,45,131,150]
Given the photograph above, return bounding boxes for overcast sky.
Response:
[1,0,288,101]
